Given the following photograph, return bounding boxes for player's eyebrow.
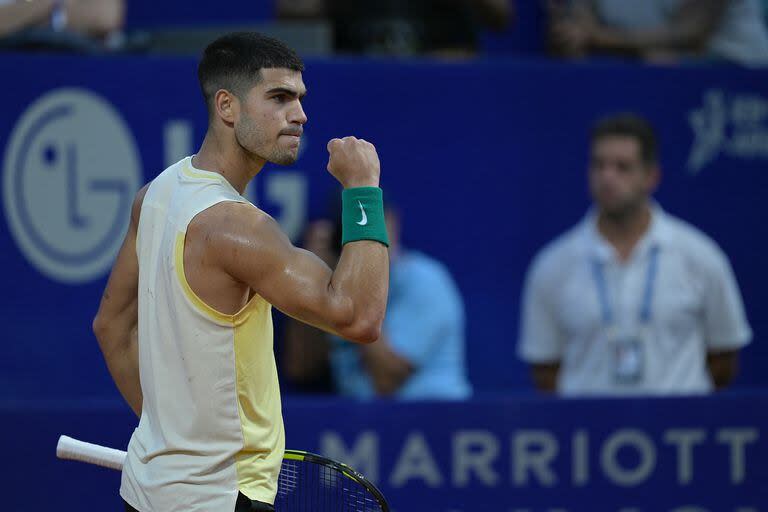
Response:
[266,87,307,99]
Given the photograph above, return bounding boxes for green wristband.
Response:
[341,187,389,247]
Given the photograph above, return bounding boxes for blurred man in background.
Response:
[284,203,472,399]
[548,0,768,66]
[0,0,124,51]
[517,113,752,396]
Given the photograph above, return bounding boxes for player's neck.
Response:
[597,202,652,262]
[193,131,266,195]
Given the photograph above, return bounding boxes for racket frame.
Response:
[282,449,390,512]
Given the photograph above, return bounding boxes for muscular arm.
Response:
[531,362,560,393]
[707,350,739,390]
[213,137,389,344]
[0,0,55,37]
[212,205,388,343]
[92,185,148,417]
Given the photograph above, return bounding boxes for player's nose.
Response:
[289,102,307,125]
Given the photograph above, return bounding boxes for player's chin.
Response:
[269,150,299,166]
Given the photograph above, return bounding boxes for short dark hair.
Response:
[198,32,304,114]
[591,113,658,164]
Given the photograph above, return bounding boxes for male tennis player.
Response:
[92,32,390,512]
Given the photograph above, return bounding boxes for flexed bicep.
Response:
[211,201,386,343]
[210,203,355,336]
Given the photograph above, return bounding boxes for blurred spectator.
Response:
[283,203,472,399]
[517,113,752,396]
[0,0,124,51]
[277,0,513,57]
[548,0,768,66]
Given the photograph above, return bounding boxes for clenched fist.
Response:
[326,137,380,189]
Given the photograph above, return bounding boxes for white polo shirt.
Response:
[518,205,752,396]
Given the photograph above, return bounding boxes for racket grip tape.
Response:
[56,435,126,471]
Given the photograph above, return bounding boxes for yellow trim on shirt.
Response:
[173,232,257,326]
[233,296,284,505]
[181,159,226,181]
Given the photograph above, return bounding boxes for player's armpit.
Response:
[209,202,388,343]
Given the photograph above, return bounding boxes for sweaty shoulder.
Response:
[188,201,279,244]
[187,200,289,278]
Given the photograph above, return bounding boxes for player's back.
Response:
[120,157,285,512]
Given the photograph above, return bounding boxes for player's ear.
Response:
[214,89,238,125]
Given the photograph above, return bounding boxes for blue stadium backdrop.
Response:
[1,54,767,510]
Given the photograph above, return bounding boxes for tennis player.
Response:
[92,32,390,512]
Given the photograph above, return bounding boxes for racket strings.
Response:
[275,459,383,511]
[278,460,299,494]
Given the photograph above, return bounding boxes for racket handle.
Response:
[56,435,126,471]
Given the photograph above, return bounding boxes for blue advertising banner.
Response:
[4,395,767,511]
[282,396,768,511]
[0,54,767,401]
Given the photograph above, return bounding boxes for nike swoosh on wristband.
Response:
[356,200,368,226]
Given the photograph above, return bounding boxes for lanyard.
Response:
[591,246,660,326]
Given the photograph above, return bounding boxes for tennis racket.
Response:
[56,435,389,512]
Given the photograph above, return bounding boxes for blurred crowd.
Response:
[0,0,125,51]
[2,0,768,65]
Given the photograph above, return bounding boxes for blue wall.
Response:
[0,55,767,404]
[6,395,768,511]
[2,53,768,512]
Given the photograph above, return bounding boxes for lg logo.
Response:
[4,88,308,285]
[3,88,141,284]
